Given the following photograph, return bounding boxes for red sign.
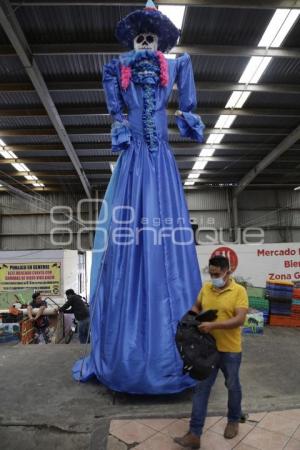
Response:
[211,246,239,272]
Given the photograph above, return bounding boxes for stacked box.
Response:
[267,280,296,327]
[290,284,300,327]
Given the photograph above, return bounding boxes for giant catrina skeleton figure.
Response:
[73,0,205,394]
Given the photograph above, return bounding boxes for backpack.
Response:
[175,310,220,381]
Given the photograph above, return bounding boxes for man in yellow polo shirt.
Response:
[175,255,248,449]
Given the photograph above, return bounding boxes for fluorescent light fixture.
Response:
[12,163,24,171]
[0,149,17,159]
[0,150,12,159]
[258,9,300,48]
[214,115,237,129]
[271,10,300,47]
[158,5,186,29]
[25,174,38,181]
[225,91,241,108]
[225,91,251,109]
[250,57,272,83]
[188,173,200,179]
[193,160,208,170]
[294,186,300,191]
[258,9,290,47]
[206,133,224,144]
[184,181,195,186]
[9,151,18,159]
[239,56,272,84]
[12,163,30,172]
[33,182,45,187]
[19,163,30,171]
[234,91,251,108]
[0,139,6,146]
[214,115,228,129]
[239,57,263,83]
[200,147,215,157]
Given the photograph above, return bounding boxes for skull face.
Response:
[133,33,158,51]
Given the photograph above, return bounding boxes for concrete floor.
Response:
[1,327,300,450]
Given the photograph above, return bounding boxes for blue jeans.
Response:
[78,317,90,344]
[190,352,242,437]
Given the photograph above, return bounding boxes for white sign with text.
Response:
[197,243,300,287]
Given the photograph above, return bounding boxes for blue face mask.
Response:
[211,275,226,289]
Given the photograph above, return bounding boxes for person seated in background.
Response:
[27,292,51,344]
[59,289,90,344]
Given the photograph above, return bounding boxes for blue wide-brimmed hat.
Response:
[115,0,180,53]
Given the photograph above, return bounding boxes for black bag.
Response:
[175,310,220,381]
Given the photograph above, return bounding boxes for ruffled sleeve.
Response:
[111,120,131,152]
[102,60,131,152]
[175,53,205,143]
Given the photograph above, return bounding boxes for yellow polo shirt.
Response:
[197,279,248,353]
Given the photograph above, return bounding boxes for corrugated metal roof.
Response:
[222,134,282,145]
[196,91,231,107]
[260,58,300,84]
[181,7,273,46]
[1,135,60,145]
[191,55,249,82]
[0,91,41,106]
[0,116,52,128]
[69,134,110,144]
[0,3,298,194]
[16,5,136,44]
[50,91,106,105]
[61,115,111,127]
[233,115,299,129]
[0,57,29,82]
[82,162,111,170]
[35,54,116,79]
[246,92,300,108]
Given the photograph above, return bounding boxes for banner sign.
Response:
[197,243,300,287]
[0,262,61,295]
[0,289,32,309]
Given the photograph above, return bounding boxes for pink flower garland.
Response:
[121,65,132,90]
[156,51,169,87]
[120,51,169,90]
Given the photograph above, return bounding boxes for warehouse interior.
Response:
[0,1,300,450]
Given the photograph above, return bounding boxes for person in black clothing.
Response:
[28,292,51,344]
[59,289,90,344]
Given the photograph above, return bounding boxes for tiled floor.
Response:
[108,409,300,449]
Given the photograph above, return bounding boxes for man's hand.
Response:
[198,322,215,334]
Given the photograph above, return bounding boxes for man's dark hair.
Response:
[209,255,230,271]
[32,291,41,300]
[65,289,75,296]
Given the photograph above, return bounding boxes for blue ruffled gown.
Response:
[73,51,204,394]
